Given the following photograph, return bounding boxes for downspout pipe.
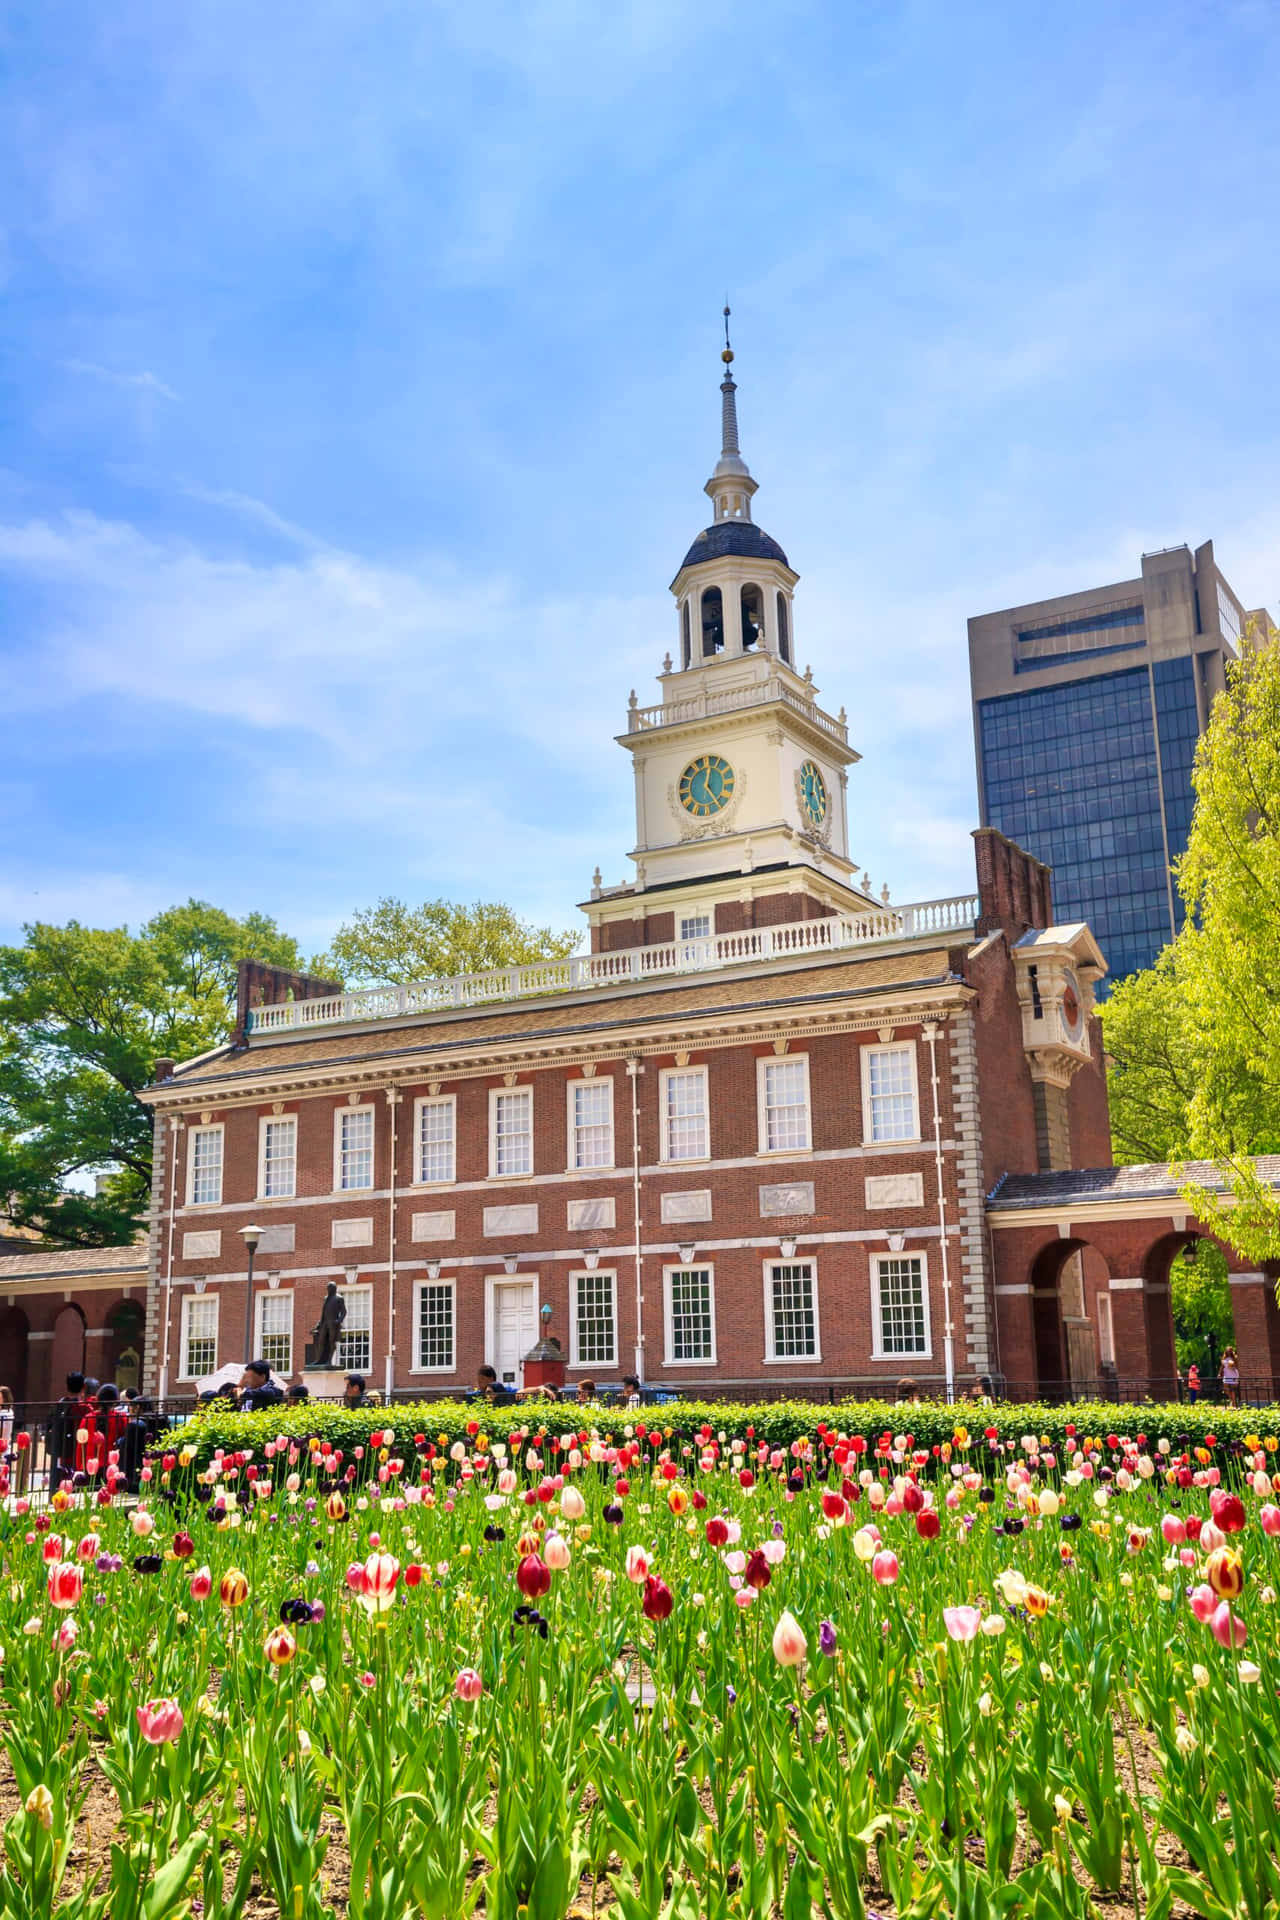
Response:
[921,1022,956,1403]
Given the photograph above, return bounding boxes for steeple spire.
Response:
[705,304,758,524]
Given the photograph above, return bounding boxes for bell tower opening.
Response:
[701,586,725,657]
[776,591,791,664]
[681,599,692,669]
[741,583,764,651]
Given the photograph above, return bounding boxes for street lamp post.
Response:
[239,1223,264,1363]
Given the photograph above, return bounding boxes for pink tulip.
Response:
[1260,1504,1280,1537]
[46,1563,83,1611]
[137,1698,184,1744]
[943,1605,982,1643]
[345,1562,368,1595]
[130,1510,155,1539]
[1198,1520,1226,1556]
[625,1545,651,1583]
[1160,1514,1186,1546]
[53,1618,78,1652]
[734,1587,757,1609]
[357,1553,400,1614]
[1210,1602,1248,1650]
[771,1610,808,1667]
[544,1534,571,1572]
[871,1551,899,1586]
[454,1668,483,1703]
[1189,1584,1217,1624]
[189,1565,212,1602]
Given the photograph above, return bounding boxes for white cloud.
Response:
[63,360,179,402]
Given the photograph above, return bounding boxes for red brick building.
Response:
[13,344,1279,1409]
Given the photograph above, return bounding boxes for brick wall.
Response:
[156,1017,975,1396]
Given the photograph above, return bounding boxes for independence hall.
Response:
[54,341,1264,1407]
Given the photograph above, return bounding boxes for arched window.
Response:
[740,584,764,651]
[681,600,691,670]
[776,592,791,664]
[701,587,725,657]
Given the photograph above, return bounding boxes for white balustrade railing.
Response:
[628,679,848,742]
[246,893,980,1035]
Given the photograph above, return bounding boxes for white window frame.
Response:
[179,1292,219,1382]
[566,1076,615,1172]
[1096,1290,1115,1367]
[333,1104,376,1193]
[756,1053,812,1155]
[335,1283,374,1373]
[489,1086,533,1180]
[870,1251,932,1360]
[411,1277,457,1373]
[254,1288,294,1374]
[186,1123,224,1208]
[257,1114,297,1200]
[569,1268,618,1369]
[413,1094,457,1187]
[762,1258,821,1363]
[659,1066,710,1164]
[663,1263,717,1366]
[678,911,712,942]
[860,1043,921,1145]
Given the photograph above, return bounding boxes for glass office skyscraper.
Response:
[969,542,1267,986]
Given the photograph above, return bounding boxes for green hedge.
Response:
[161,1395,1279,1474]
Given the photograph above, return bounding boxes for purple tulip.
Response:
[819,1619,838,1658]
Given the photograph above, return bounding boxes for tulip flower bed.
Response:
[3,1414,1279,1919]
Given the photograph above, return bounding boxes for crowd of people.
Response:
[40,1372,160,1493]
[468,1366,644,1409]
[196,1364,380,1413]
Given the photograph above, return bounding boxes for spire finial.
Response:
[722,301,733,366]
[704,302,756,521]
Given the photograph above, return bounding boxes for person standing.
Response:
[1221,1347,1241,1407]
[45,1372,85,1488]
[1186,1362,1201,1403]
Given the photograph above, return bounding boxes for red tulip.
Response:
[705,1517,729,1548]
[172,1532,195,1560]
[516,1553,551,1600]
[136,1698,184,1744]
[820,1490,848,1524]
[641,1575,674,1621]
[915,1509,940,1540]
[46,1562,82,1611]
[76,1533,100,1564]
[901,1482,923,1514]
[1210,1493,1246,1535]
[744,1549,772,1591]
[189,1565,212,1601]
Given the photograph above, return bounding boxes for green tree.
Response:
[0,902,299,1247]
[314,897,580,988]
[1099,940,1204,1165]
[1173,635,1280,1263]
[1170,1241,1234,1376]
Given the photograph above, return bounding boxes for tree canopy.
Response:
[0,902,300,1247]
[1100,632,1280,1263]
[313,897,580,988]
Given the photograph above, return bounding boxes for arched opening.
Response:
[700,587,724,658]
[51,1303,86,1392]
[1140,1234,1187,1397]
[106,1299,146,1390]
[740,584,764,652]
[0,1306,29,1405]
[776,592,791,664]
[681,600,691,670]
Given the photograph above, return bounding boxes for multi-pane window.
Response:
[337,1108,375,1190]
[570,1080,613,1170]
[336,1288,372,1372]
[873,1255,929,1357]
[188,1126,223,1206]
[863,1047,918,1143]
[416,1097,456,1185]
[255,1291,293,1374]
[679,914,711,941]
[260,1117,296,1198]
[492,1089,533,1177]
[181,1294,218,1379]
[662,1069,708,1162]
[767,1261,818,1359]
[667,1267,714,1363]
[572,1271,616,1367]
[415,1282,455,1371]
[760,1058,810,1152]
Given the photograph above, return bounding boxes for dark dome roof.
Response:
[679,521,790,572]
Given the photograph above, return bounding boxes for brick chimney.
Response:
[232,961,343,1047]
[972,828,1053,942]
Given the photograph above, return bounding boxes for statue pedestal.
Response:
[301,1369,347,1400]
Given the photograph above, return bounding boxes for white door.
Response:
[493,1281,537,1389]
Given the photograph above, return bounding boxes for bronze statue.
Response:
[310,1282,346,1369]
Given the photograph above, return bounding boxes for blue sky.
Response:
[2,0,1278,958]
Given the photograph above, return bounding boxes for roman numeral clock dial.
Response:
[678,753,735,819]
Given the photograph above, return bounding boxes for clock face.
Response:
[678,753,736,818]
[799,759,828,827]
[1062,971,1083,1039]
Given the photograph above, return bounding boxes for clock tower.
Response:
[585,317,878,953]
